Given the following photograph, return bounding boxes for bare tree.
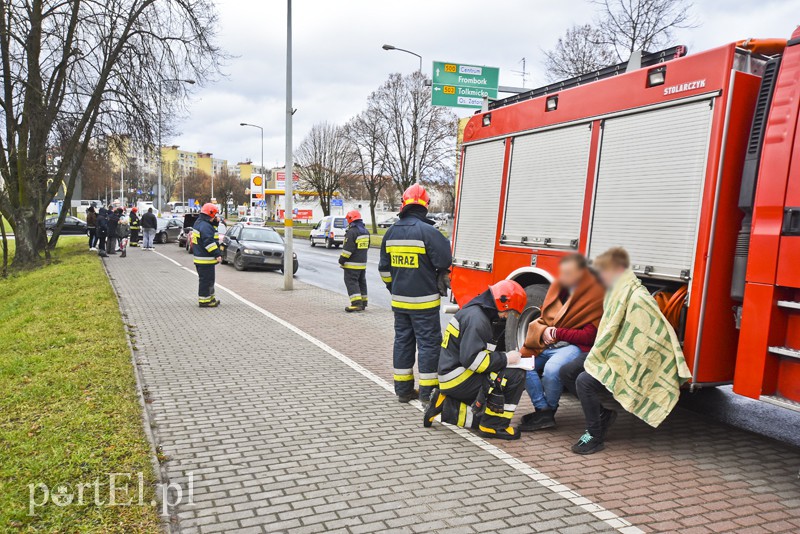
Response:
[214,167,247,217]
[0,0,223,268]
[296,122,355,216]
[369,72,458,199]
[593,0,695,61]
[345,107,389,233]
[543,24,617,81]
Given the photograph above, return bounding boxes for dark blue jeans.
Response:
[525,344,583,411]
[392,310,441,399]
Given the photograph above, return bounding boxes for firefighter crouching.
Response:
[339,210,370,312]
[379,184,452,404]
[424,280,527,440]
[129,207,140,247]
[192,203,222,308]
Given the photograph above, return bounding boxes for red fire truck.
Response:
[450,28,800,409]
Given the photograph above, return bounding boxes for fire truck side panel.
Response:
[687,71,762,383]
[735,36,800,403]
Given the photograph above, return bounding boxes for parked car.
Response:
[222,224,298,274]
[239,216,265,226]
[377,216,399,229]
[155,218,183,244]
[309,216,347,248]
[178,213,199,251]
[45,215,87,239]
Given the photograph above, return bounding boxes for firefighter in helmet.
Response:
[129,207,140,247]
[379,184,452,404]
[339,209,371,312]
[192,203,222,307]
[424,280,527,440]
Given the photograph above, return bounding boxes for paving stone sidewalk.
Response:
[105,251,616,534]
[151,243,800,534]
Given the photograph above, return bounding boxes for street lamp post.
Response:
[240,122,264,216]
[284,0,294,290]
[382,44,423,184]
[157,78,195,213]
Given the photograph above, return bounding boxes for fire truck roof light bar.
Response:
[489,45,688,110]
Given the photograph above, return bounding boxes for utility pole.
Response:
[382,44,423,184]
[283,0,294,290]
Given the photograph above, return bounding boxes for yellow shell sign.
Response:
[252,175,263,187]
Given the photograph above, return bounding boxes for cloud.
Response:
[170,0,800,166]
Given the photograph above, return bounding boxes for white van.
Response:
[309,215,348,248]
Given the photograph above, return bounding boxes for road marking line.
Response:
[153,250,641,533]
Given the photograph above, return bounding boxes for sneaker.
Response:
[600,409,618,441]
[519,409,556,432]
[423,388,445,428]
[397,390,419,403]
[571,431,605,455]
[478,425,521,441]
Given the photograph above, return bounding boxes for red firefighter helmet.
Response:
[489,280,527,314]
[401,184,430,211]
[200,203,219,218]
[345,210,362,224]
[131,207,138,213]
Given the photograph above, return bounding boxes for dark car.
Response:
[155,218,183,244]
[45,215,87,239]
[223,224,298,274]
[377,216,399,229]
[178,213,199,251]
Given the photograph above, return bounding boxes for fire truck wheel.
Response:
[504,283,549,351]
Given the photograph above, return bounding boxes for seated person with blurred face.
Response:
[569,247,692,455]
[518,253,605,432]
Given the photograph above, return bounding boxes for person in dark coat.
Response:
[86,205,97,250]
[96,207,109,255]
[106,208,121,255]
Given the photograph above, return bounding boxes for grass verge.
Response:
[0,237,161,532]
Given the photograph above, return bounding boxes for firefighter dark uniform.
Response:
[192,207,221,307]
[428,289,526,440]
[129,210,140,247]
[379,190,452,403]
[339,216,370,312]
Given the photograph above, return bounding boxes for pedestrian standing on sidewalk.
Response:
[192,203,222,308]
[379,184,452,404]
[86,205,97,251]
[140,208,158,250]
[129,207,140,247]
[106,208,121,255]
[117,214,130,258]
[96,207,109,256]
[339,210,370,312]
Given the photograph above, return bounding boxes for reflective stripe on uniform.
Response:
[393,368,414,382]
[503,404,517,412]
[385,239,426,255]
[205,242,218,252]
[468,350,491,373]
[485,407,515,419]
[438,366,472,390]
[391,293,440,310]
[419,372,438,387]
[194,256,218,264]
[379,271,392,283]
[456,402,474,428]
[349,294,362,302]
[445,323,460,339]
[341,250,352,258]
[342,262,367,270]
[199,295,215,303]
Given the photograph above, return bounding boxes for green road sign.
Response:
[431,61,500,109]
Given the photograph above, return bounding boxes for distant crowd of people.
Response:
[85,204,159,257]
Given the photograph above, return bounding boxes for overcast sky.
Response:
[171,0,800,167]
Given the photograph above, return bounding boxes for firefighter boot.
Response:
[478,425,521,441]
[345,300,365,313]
[199,298,221,308]
[397,389,419,403]
[423,388,446,428]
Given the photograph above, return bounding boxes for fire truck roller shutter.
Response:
[503,124,593,249]
[588,99,714,280]
[453,139,506,270]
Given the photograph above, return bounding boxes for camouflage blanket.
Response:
[584,269,692,428]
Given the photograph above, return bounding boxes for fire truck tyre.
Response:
[504,283,550,351]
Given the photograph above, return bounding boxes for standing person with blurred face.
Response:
[339,210,370,312]
[140,207,158,250]
[86,205,97,251]
[129,207,140,247]
[105,208,121,255]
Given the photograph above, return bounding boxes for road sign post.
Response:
[432,61,500,109]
